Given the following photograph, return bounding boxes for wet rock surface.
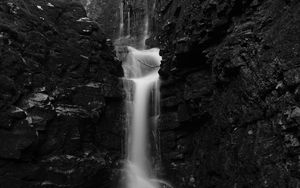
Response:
[79,0,121,39]
[150,0,300,187]
[0,0,123,187]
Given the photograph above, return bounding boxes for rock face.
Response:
[150,0,300,187]
[79,0,121,39]
[82,0,157,43]
[0,0,123,187]
[78,0,156,41]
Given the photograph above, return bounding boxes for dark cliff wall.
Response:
[150,0,300,187]
[0,0,123,187]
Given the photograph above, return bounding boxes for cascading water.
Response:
[115,1,172,188]
[123,47,161,188]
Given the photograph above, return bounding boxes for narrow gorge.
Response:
[0,0,300,188]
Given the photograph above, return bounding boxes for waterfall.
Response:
[141,0,149,49]
[81,0,92,17]
[115,1,172,188]
[122,47,161,188]
[127,11,131,37]
[119,0,124,38]
[119,1,124,38]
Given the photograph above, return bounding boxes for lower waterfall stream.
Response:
[122,47,162,188]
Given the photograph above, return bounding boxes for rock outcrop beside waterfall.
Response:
[79,0,120,39]
[149,0,300,187]
[0,0,123,187]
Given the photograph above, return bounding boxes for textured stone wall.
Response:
[0,0,124,187]
[149,0,300,187]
